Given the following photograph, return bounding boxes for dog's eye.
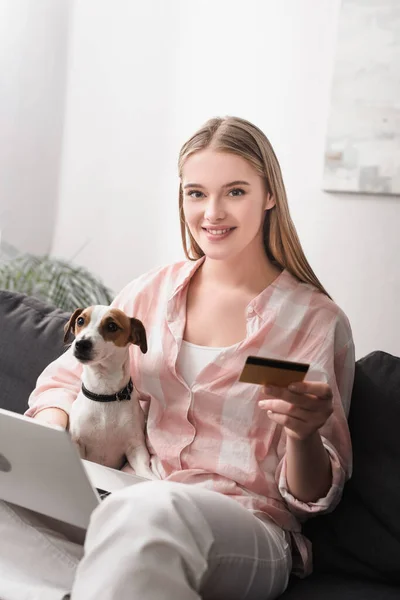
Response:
[107,322,118,332]
[77,317,84,326]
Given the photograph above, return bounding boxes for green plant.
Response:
[0,252,114,312]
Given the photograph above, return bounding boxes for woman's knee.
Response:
[85,481,214,584]
[89,481,214,550]
[96,480,188,517]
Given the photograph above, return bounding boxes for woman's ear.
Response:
[264,194,276,211]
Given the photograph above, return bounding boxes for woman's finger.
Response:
[262,386,320,410]
[263,383,332,406]
[288,381,333,402]
[259,399,310,422]
[265,411,309,435]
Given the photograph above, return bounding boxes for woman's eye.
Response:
[187,190,204,199]
[107,322,118,332]
[77,317,84,326]
[229,188,245,197]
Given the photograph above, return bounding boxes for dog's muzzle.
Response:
[74,338,93,362]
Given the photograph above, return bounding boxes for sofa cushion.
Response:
[280,574,400,599]
[303,351,400,584]
[0,290,69,414]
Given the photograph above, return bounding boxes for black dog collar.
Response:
[81,378,134,402]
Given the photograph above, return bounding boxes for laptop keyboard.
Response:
[96,488,112,500]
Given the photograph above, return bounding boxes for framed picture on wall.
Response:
[323,0,400,195]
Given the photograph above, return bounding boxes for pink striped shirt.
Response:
[27,258,355,577]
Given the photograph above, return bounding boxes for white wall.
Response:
[50,0,400,359]
[0,0,70,254]
[51,0,180,282]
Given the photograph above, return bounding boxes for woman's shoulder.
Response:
[284,271,353,342]
[284,270,345,314]
[113,259,194,304]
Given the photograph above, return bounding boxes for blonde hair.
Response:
[178,116,331,299]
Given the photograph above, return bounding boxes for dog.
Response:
[64,305,154,479]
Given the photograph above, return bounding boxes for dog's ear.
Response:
[129,318,147,354]
[63,308,84,343]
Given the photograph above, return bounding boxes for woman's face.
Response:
[182,149,274,262]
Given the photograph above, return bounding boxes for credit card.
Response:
[239,356,310,387]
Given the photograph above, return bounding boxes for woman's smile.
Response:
[201,226,236,241]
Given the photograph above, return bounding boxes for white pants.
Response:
[0,481,292,600]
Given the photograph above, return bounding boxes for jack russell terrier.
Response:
[64,305,154,479]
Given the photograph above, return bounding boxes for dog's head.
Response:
[64,305,147,364]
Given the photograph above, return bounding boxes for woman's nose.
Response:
[204,197,225,221]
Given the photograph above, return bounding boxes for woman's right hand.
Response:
[33,407,68,429]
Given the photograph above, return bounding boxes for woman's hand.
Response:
[258,381,333,441]
[33,407,68,429]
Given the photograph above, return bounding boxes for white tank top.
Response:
[177,340,229,387]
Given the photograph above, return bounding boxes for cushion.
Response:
[0,290,69,414]
[303,351,400,584]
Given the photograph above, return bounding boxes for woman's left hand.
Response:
[258,381,333,441]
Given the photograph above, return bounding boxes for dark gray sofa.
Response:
[1,289,399,598]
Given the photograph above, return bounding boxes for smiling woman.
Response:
[178,116,331,298]
[11,115,355,600]
[182,152,274,262]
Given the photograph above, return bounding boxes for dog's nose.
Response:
[75,339,93,353]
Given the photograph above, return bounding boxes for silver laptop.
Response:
[0,407,147,531]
